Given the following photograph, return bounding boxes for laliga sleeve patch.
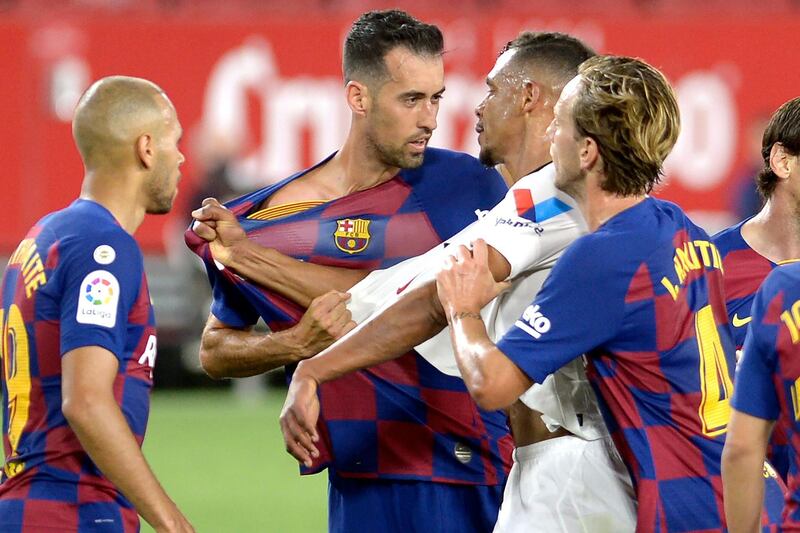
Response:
[93,244,116,265]
[76,270,120,328]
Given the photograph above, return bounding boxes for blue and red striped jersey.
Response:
[733,262,800,530]
[713,221,796,482]
[186,148,513,484]
[0,199,156,532]
[497,197,781,532]
[712,219,777,349]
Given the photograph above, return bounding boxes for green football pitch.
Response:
[141,389,328,532]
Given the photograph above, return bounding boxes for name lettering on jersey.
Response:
[334,218,371,254]
[8,239,47,298]
[780,299,800,344]
[76,270,120,328]
[514,304,551,339]
[492,216,544,235]
[660,240,723,300]
[138,334,157,379]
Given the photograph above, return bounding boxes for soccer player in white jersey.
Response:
[279,32,636,532]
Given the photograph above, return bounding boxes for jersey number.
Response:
[696,304,733,437]
[0,305,31,478]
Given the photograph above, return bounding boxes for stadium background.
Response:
[2,0,800,530]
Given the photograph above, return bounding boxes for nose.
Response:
[418,100,437,131]
[475,98,485,118]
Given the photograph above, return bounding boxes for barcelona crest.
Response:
[334,218,371,254]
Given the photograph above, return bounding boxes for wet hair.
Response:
[502,31,596,90]
[342,10,443,86]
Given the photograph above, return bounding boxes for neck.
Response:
[80,170,146,234]
[326,130,402,195]
[504,118,552,183]
[742,195,800,262]
[574,172,645,232]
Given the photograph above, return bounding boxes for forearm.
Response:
[227,241,368,307]
[200,323,306,379]
[447,313,532,411]
[64,397,179,531]
[297,281,446,383]
[722,444,767,533]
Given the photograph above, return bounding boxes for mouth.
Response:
[475,123,484,134]
[408,137,429,152]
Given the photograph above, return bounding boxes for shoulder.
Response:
[49,204,143,270]
[711,219,748,256]
[761,262,800,299]
[418,148,499,181]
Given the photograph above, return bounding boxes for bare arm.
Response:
[279,240,513,465]
[62,347,193,533]
[722,408,773,533]
[191,198,369,307]
[199,291,356,379]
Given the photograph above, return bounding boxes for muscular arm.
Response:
[280,242,512,466]
[192,199,369,307]
[199,291,356,379]
[297,243,512,383]
[721,408,773,533]
[62,347,192,533]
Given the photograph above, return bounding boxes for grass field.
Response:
[140,389,328,532]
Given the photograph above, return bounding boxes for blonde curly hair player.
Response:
[432,55,784,531]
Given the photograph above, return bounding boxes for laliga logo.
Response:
[85,277,114,305]
[514,304,551,340]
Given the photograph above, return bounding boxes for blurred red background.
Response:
[2,1,799,252]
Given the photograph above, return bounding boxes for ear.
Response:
[346,81,369,117]
[580,136,600,172]
[521,81,540,113]
[136,133,154,170]
[770,143,793,180]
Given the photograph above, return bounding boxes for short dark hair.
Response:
[756,97,800,199]
[502,31,596,89]
[343,10,443,85]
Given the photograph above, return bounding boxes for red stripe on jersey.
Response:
[513,189,534,217]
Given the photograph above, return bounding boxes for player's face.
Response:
[146,103,184,215]
[548,77,584,195]
[475,50,524,167]
[365,47,445,169]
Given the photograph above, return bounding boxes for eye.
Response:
[432,94,443,103]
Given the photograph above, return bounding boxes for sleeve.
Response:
[469,186,585,278]
[206,263,260,328]
[731,279,781,421]
[58,230,143,360]
[495,234,629,385]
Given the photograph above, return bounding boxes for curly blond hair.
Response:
[573,56,680,196]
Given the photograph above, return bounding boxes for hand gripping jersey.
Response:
[0,199,156,532]
[495,197,781,532]
[733,262,800,530]
[186,148,513,484]
[348,164,608,441]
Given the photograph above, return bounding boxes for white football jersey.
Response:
[348,164,607,440]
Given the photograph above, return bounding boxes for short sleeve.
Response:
[58,230,143,359]
[731,280,781,421]
[496,234,629,385]
[474,174,585,278]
